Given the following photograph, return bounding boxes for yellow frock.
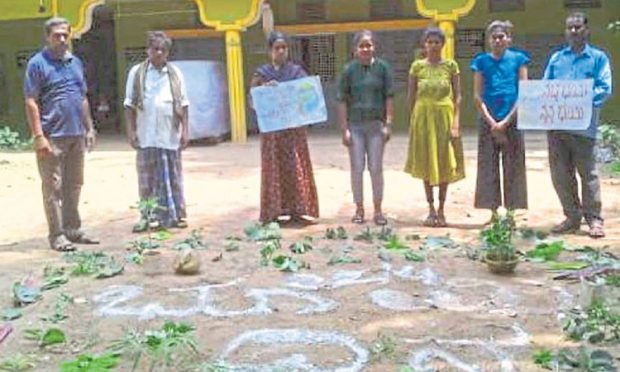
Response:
[404,59,465,185]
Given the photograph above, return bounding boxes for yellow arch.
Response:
[192,0,264,30]
[415,0,476,21]
[71,0,106,38]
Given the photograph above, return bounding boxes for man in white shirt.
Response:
[124,31,190,232]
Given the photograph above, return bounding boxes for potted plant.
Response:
[481,209,518,274]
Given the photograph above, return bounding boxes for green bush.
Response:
[0,126,31,151]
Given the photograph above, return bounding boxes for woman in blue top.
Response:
[471,20,529,220]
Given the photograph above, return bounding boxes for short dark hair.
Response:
[421,27,446,45]
[147,31,172,50]
[352,30,375,48]
[267,31,288,48]
[566,11,588,26]
[44,17,70,36]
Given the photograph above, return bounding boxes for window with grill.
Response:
[367,30,421,89]
[512,34,565,79]
[289,34,336,83]
[296,1,326,23]
[489,0,525,12]
[123,47,148,73]
[564,0,601,8]
[370,0,404,20]
[456,29,485,59]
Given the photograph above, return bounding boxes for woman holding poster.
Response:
[250,32,319,224]
[337,30,394,226]
[471,20,529,220]
[404,28,465,227]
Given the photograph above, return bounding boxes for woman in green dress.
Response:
[405,28,465,227]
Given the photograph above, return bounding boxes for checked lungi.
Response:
[136,147,186,227]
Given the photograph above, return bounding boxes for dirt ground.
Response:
[0,131,618,371]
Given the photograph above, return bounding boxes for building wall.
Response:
[0,0,617,134]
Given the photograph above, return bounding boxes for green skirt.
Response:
[404,101,465,185]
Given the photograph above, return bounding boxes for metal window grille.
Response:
[123,47,148,72]
[456,29,485,59]
[564,0,601,8]
[489,0,525,12]
[289,34,336,83]
[365,30,421,89]
[296,1,326,23]
[512,34,565,79]
[15,50,38,68]
[370,0,403,20]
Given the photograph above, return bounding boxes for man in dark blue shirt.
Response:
[24,18,98,251]
[544,12,612,238]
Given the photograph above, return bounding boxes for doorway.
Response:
[73,5,119,133]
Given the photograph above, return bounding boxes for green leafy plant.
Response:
[403,250,425,262]
[259,240,281,266]
[0,353,36,371]
[369,333,397,363]
[24,327,66,347]
[0,126,31,151]
[481,210,516,261]
[518,227,549,240]
[598,123,620,159]
[605,275,620,287]
[325,226,348,240]
[564,300,620,343]
[64,251,124,278]
[383,235,409,251]
[420,235,458,250]
[244,222,281,241]
[376,226,396,242]
[108,321,198,372]
[556,347,616,371]
[59,353,120,372]
[526,240,565,262]
[224,239,240,252]
[173,229,207,250]
[272,255,307,272]
[327,255,362,265]
[288,237,313,254]
[533,348,554,369]
[41,293,73,323]
[353,227,374,243]
[135,198,166,249]
[42,265,69,290]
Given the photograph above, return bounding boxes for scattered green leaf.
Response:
[259,240,281,266]
[0,353,36,371]
[12,281,41,307]
[327,255,362,265]
[272,255,306,272]
[526,240,565,262]
[325,226,348,240]
[59,353,120,372]
[289,237,313,254]
[533,348,554,369]
[244,222,281,241]
[403,251,425,262]
[2,308,22,321]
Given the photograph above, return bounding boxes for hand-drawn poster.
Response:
[517,79,593,130]
[250,76,327,133]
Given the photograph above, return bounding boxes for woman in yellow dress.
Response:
[404,28,465,227]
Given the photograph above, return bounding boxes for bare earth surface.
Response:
[0,131,618,371]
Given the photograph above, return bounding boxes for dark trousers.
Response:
[547,131,602,224]
[36,136,85,242]
[474,122,527,210]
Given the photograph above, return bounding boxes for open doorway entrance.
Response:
[73,5,119,133]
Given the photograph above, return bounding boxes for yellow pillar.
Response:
[438,20,455,60]
[225,29,247,143]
